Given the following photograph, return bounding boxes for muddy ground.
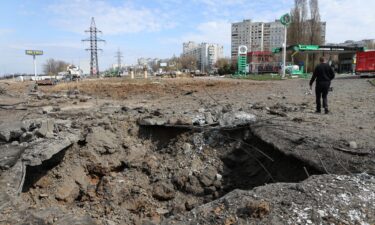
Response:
[0,76,374,225]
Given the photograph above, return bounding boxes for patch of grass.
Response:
[233,74,283,81]
[370,79,375,86]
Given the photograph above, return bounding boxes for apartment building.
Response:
[231,20,252,60]
[182,41,224,72]
[231,19,326,60]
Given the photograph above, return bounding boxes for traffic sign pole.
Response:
[33,55,37,78]
[280,13,291,79]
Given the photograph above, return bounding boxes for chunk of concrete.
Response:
[152,181,176,201]
[138,117,168,126]
[19,132,34,143]
[71,166,90,191]
[0,145,25,170]
[55,178,80,202]
[35,119,55,138]
[219,112,256,127]
[21,120,32,132]
[22,131,80,166]
[0,161,26,209]
[192,115,205,126]
[349,141,358,149]
[124,145,147,167]
[0,121,23,142]
[183,143,192,154]
[204,112,214,124]
[42,106,54,114]
[86,127,119,154]
[198,166,217,187]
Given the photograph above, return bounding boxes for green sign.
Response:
[237,55,247,74]
[298,45,319,51]
[280,13,291,26]
[272,47,282,53]
[25,50,43,56]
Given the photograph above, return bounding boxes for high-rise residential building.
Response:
[232,19,287,60]
[231,19,252,60]
[231,19,326,60]
[183,41,199,53]
[182,41,224,72]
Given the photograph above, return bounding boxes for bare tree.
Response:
[288,0,323,71]
[179,55,197,71]
[308,0,323,70]
[215,58,235,75]
[151,63,160,73]
[43,58,69,75]
[308,0,322,45]
[165,56,182,72]
[288,0,309,45]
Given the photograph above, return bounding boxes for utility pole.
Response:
[115,48,123,76]
[82,17,105,77]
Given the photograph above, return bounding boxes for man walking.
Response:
[310,57,335,114]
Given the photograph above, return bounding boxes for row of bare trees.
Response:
[155,56,233,75]
[288,0,323,71]
[288,0,323,46]
[43,58,70,75]
[159,55,197,72]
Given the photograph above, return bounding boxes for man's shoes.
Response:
[315,110,321,114]
[324,109,329,114]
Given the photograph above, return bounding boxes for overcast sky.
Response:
[0,0,374,74]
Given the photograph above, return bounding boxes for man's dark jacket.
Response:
[310,63,335,86]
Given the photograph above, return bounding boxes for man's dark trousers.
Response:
[315,81,330,112]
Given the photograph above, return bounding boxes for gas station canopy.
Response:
[272,45,366,54]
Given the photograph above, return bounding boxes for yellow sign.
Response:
[25,50,43,55]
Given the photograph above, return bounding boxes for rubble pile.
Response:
[0,119,79,170]
[164,174,375,225]
[1,78,374,225]
[0,101,324,224]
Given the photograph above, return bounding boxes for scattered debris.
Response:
[0,78,374,225]
[219,111,256,127]
[0,86,6,95]
[349,141,358,149]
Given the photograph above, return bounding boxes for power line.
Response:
[82,17,105,77]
